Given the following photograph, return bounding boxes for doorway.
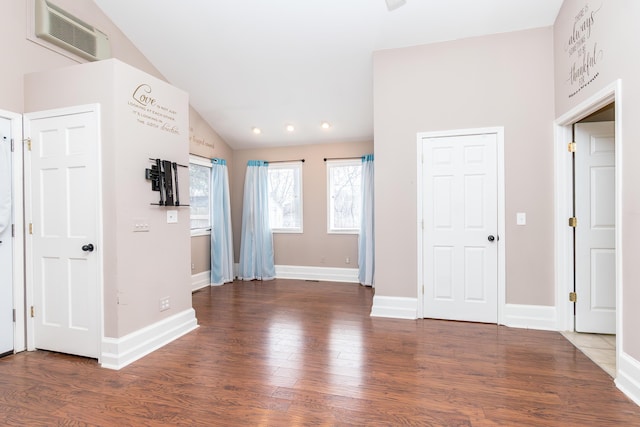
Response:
[417,127,506,323]
[554,81,622,376]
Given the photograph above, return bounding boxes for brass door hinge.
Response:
[568,142,576,153]
[568,217,577,228]
[29,223,33,234]
[30,306,35,317]
[569,292,577,302]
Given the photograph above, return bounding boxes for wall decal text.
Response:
[565,2,604,99]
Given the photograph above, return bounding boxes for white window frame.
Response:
[268,161,303,234]
[326,158,362,234]
[189,155,212,237]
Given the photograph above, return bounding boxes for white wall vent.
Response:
[34,0,111,62]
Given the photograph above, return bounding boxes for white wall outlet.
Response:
[167,210,178,224]
[516,212,527,226]
[345,257,350,264]
[159,297,170,312]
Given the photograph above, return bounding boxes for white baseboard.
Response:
[191,270,211,291]
[370,295,418,319]
[275,264,359,283]
[502,304,558,331]
[100,308,198,370]
[616,351,640,407]
[233,263,359,283]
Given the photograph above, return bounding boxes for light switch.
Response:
[133,218,149,232]
[516,212,526,225]
[167,210,178,224]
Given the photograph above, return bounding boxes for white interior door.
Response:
[0,117,13,356]
[575,121,615,334]
[422,133,498,323]
[25,107,100,358]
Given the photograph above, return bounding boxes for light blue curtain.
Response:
[358,154,375,287]
[238,160,275,280]
[210,158,234,285]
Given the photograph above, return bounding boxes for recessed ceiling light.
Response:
[286,124,295,132]
[321,121,331,129]
[252,127,261,135]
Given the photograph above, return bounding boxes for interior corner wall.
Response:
[373,27,556,304]
[554,0,640,362]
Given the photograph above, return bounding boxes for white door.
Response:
[25,107,100,358]
[0,117,13,356]
[575,121,615,334]
[422,133,498,323]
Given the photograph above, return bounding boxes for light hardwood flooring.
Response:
[0,279,639,426]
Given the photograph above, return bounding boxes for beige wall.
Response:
[0,0,164,113]
[554,0,640,363]
[231,140,373,267]
[0,0,231,288]
[188,108,233,276]
[191,236,211,275]
[373,27,556,303]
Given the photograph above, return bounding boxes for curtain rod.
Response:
[268,159,305,164]
[323,156,361,162]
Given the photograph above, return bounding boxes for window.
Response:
[268,162,303,233]
[327,159,362,233]
[189,156,211,235]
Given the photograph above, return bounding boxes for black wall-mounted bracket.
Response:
[145,158,189,206]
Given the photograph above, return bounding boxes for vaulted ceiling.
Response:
[94,0,563,149]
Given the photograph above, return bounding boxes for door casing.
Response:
[416,127,506,322]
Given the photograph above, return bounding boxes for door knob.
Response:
[487,235,495,242]
[82,243,94,252]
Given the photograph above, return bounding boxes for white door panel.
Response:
[575,121,615,334]
[423,133,498,323]
[26,108,99,358]
[0,116,13,355]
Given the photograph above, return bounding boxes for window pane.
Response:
[189,163,211,230]
[268,163,302,232]
[328,161,361,232]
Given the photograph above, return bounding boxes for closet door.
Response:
[25,105,100,358]
[0,115,13,356]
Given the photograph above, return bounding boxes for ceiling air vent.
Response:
[34,0,110,62]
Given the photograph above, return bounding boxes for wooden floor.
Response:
[1,279,639,426]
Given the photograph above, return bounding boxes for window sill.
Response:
[191,229,211,237]
[327,230,359,235]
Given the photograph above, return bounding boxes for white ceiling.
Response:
[93,0,563,149]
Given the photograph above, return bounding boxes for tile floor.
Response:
[561,331,616,377]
